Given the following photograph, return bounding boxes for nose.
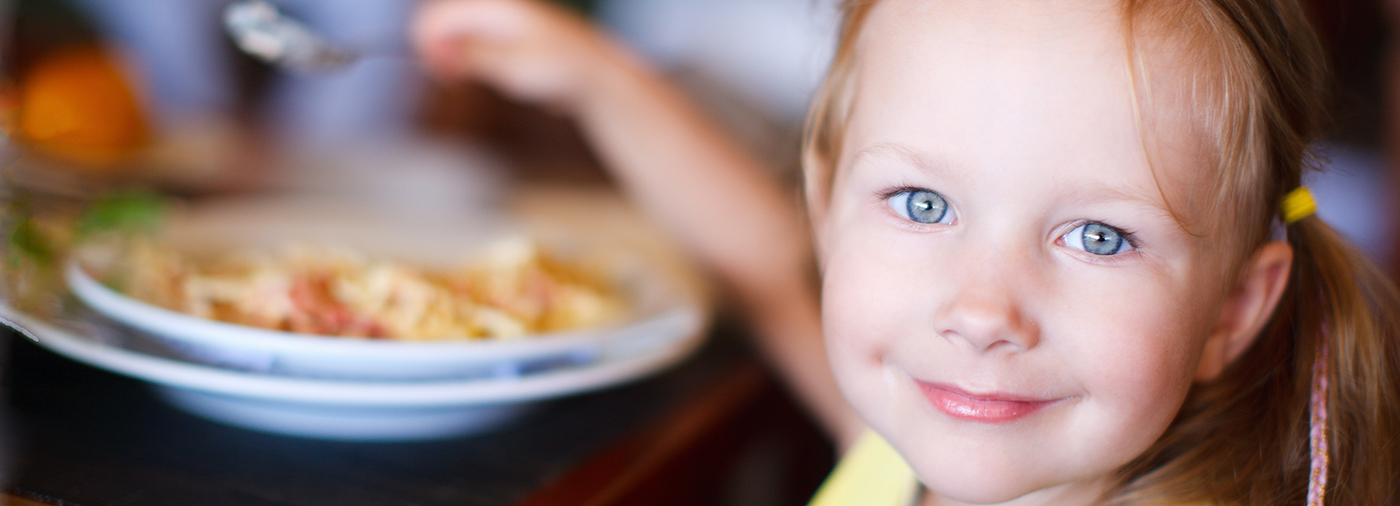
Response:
[933,251,1040,353]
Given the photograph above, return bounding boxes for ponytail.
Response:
[1284,217,1400,505]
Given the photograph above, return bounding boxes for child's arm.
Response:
[414,0,863,447]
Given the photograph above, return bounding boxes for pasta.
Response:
[94,237,627,340]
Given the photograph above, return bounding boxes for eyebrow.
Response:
[1053,175,1176,219]
[847,143,958,182]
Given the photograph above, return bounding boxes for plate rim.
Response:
[2,305,706,407]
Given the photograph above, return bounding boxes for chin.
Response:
[909,451,1067,505]
[921,477,1044,505]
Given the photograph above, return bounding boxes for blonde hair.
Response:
[802,1,1400,504]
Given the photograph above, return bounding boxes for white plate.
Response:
[68,262,700,381]
[2,306,705,441]
[66,197,705,381]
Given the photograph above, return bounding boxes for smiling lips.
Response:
[917,382,1059,423]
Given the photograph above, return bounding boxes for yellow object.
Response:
[1281,187,1316,225]
[807,430,920,506]
[803,430,1227,506]
[17,45,149,167]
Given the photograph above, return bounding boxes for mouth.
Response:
[916,382,1060,423]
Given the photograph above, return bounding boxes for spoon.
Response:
[223,0,359,73]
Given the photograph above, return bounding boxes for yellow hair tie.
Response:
[1282,187,1317,225]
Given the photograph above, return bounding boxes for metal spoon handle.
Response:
[223,0,360,73]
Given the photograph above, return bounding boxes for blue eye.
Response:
[888,189,954,224]
[1063,222,1133,256]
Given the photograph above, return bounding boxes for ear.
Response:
[1195,241,1293,381]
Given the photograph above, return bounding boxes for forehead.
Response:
[841,0,1206,204]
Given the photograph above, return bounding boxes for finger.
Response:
[425,38,519,87]
[414,0,531,50]
[413,0,517,80]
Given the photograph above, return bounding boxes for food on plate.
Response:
[82,237,627,340]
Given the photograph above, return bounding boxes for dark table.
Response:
[0,324,833,506]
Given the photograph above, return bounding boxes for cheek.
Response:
[1044,268,1217,459]
[1054,268,1213,380]
[819,229,928,425]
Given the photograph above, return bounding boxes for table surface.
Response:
[0,322,833,506]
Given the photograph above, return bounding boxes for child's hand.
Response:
[413,0,629,112]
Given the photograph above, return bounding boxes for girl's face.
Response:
[818,1,1243,504]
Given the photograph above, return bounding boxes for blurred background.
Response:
[0,2,849,501]
[0,0,839,191]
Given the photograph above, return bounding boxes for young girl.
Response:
[414,0,1400,504]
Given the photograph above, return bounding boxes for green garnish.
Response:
[75,190,170,239]
[7,218,52,267]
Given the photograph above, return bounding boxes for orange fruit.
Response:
[17,45,150,168]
